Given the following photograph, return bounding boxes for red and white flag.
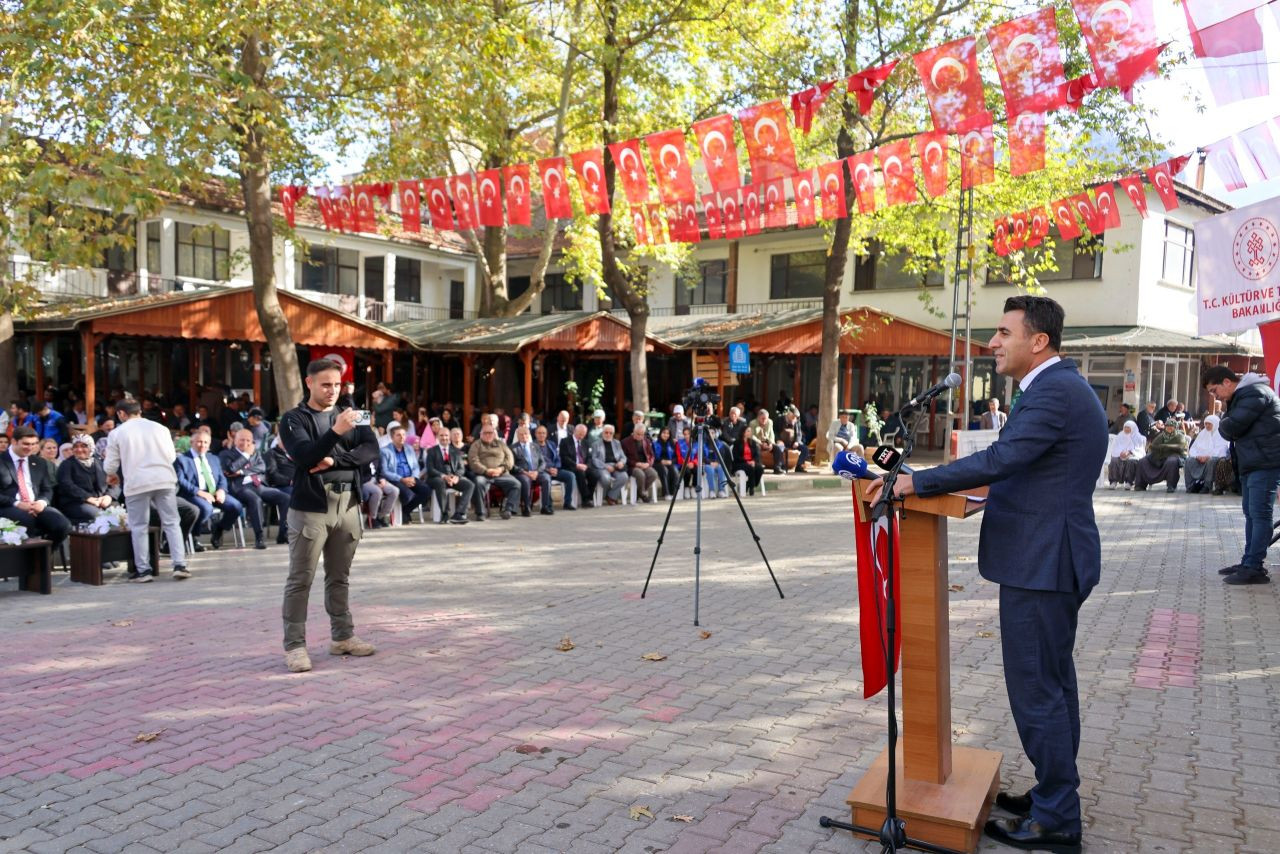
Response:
[503,164,532,226]
[702,193,724,240]
[332,186,355,232]
[959,126,995,189]
[720,189,745,239]
[1070,0,1158,90]
[570,148,611,215]
[1239,122,1280,180]
[741,184,762,235]
[279,185,306,228]
[646,203,667,245]
[846,151,877,214]
[1093,183,1122,230]
[853,495,901,700]
[1183,1,1263,57]
[313,187,338,230]
[1146,160,1181,211]
[646,129,698,204]
[878,140,917,207]
[817,161,848,220]
[1117,176,1149,218]
[448,175,478,230]
[1070,191,1104,234]
[422,178,454,230]
[537,157,573,219]
[738,101,800,182]
[667,201,702,244]
[1052,197,1082,240]
[692,115,742,192]
[1009,211,1028,252]
[397,180,422,232]
[1027,206,1051,248]
[848,60,900,115]
[762,179,788,229]
[351,185,378,232]
[987,8,1069,117]
[608,139,651,205]
[1205,139,1248,191]
[1064,73,1101,111]
[1198,11,1268,105]
[475,169,504,228]
[1008,112,1047,177]
[912,37,992,133]
[630,206,650,246]
[790,80,838,134]
[916,132,949,198]
[793,170,818,228]
[992,217,1011,256]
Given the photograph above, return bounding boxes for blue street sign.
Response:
[728,342,751,374]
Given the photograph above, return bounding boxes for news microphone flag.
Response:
[851,467,901,699]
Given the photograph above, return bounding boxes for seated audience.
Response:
[265,433,295,489]
[747,408,787,474]
[826,410,858,459]
[467,421,520,520]
[359,452,399,528]
[652,425,680,498]
[534,424,576,510]
[0,426,72,548]
[424,426,473,523]
[38,438,60,470]
[560,423,597,508]
[55,434,113,524]
[175,428,244,549]
[980,398,1007,431]
[1185,414,1232,495]
[589,424,629,505]
[731,424,764,496]
[720,407,748,446]
[381,424,433,519]
[778,407,810,473]
[667,405,691,442]
[550,410,574,444]
[1134,420,1189,492]
[220,428,291,548]
[1106,420,1144,489]
[621,422,658,502]
[510,423,553,516]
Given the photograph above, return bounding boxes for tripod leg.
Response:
[641,469,685,598]
[708,440,784,600]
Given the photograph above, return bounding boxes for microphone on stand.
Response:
[904,372,962,410]
[831,451,880,481]
[871,445,915,474]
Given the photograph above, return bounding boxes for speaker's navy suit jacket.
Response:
[913,359,1108,596]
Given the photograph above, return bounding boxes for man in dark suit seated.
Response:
[220,428,291,548]
[423,426,473,524]
[55,434,114,524]
[560,424,596,508]
[0,425,72,548]
[870,296,1104,854]
[535,424,576,510]
[175,428,244,549]
[510,423,552,516]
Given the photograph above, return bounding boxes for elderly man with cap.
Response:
[55,433,114,524]
[668,404,691,440]
[588,409,606,442]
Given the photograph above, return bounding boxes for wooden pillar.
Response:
[761,356,770,412]
[614,354,625,426]
[33,334,45,395]
[462,355,474,429]
[81,329,97,415]
[536,352,548,417]
[792,355,802,408]
[860,355,870,409]
[726,241,739,313]
[251,342,263,406]
[843,354,854,409]
[382,350,393,385]
[520,347,535,416]
[716,351,726,416]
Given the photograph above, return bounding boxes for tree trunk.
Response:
[817,0,861,463]
[480,220,509,316]
[0,308,16,407]
[238,34,303,413]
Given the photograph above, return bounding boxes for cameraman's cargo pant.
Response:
[282,483,361,651]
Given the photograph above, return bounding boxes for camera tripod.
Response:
[641,417,783,625]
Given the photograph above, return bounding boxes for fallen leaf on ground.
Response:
[556,636,575,652]
[698,631,712,639]
[976,631,994,638]
[111,620,133,628]
[514,744,541,754]
[948,584,964,592]
[134,730,164,743]
[641,652,667,661]
[629,805,654,820]
[670,814,695,823]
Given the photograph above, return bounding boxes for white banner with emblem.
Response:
[1195,196,1280,336]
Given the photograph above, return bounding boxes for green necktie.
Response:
[1010,387,1023,412]
[197,454,216,493]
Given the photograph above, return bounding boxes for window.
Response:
[449,280,465,319]
[397,258,422,303]
[769,251,825,299]
[541,273,582,313]
[677,260,727,309]
[145,221,161,272]
[1162,221,1194,287]
[298,246,359,295]
[508,275,530,302]
[986,231,1103,285]
[364,256,384,301]
[176,222,230,280]
[853,244,944,291]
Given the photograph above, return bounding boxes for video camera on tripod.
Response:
[683,378,721,422]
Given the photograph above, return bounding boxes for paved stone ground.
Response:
[1,479,1277,853]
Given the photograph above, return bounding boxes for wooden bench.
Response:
[760,447,801,471]
[68,527,161,585]
[0,538,53,594]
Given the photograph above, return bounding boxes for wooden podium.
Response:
[846,481,1001,853]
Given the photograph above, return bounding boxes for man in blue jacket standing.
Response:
[869,296,1106,853]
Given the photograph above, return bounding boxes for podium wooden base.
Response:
[846,746,1001,853]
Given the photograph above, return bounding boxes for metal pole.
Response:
[962,186,976,419]
[945,185,968,425]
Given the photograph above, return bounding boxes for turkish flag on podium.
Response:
[853,491,901,700]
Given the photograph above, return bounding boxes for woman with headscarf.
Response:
[1134,420,1189,492]
[56,434,113,524]
[1184,415,1232,494]
[1107,420,1145,489]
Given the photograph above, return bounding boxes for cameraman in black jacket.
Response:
[1203,365,1280,585]
[277,359,380,673]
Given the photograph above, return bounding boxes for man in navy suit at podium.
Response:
[869,295,1106,853]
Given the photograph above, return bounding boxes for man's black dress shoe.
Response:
[995,790,1033,816]
[984,816,1081,853]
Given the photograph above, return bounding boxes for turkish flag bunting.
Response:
[397,180,422,232]
[1184,3,1263,58]
[331,186,355,232]
[352,185,379,232]
[666,201,701,244]
[1145,160,1182,210]
[790,80,838,134]
[912,37,992,133]
[448,175,478,230]
[916,132,949,198]
[794,171,818,228]
[314,187,339,230]
[692,115,742,193]
[738,101,800,182]
[853,493,901,700]
[741,185,763,235]
[646,203,667,245]
[422,178,454,230]
[846,151,877,213]
[1070,0,1158,90]
[987,8,1069,117]
[1008,112,1047,177]
[1008,211,1028,251]
[817,161,848,220]
[630,206,650,246]
[848,60,900,115]
[1239,122,1280,180]
[878,140,917,207]
[1070,191,1104,234]
[503,165,532,226]
[1093,183,1122,230]
[702,193,724,240]
[1064,73,1101,111]
[720,189,745,239]
[279,186,305,228]
[1117,176,1149,219]
[537,157,573,219]
[607,139,651,205]
[992,217,1011,256]
[646,130,698,205]
[761,179,788,229]
[570,149,611,215]
[959,126,995,189]
[1205,139,1248,191]
[1052,197,1083,239]
[475,169,505,228]
[1026,206,1051,247]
